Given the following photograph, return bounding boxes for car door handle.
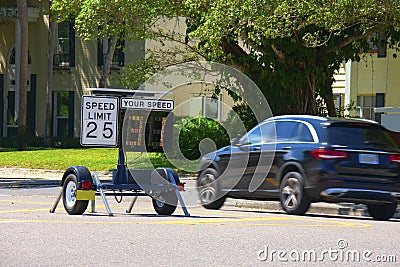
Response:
[282,146,292,150]
[251,147,261,151]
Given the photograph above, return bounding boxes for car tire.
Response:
[197,168,225,210]
[367,203,397,221]
[62,174,89,215]
[152,191,178,215]
[279,171,311,215]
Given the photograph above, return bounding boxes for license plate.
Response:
[359,154,379,164]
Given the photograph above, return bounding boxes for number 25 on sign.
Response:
[81,96,119,147]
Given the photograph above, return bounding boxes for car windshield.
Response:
[327,124,398,151]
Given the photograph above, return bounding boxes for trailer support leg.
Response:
[126,196,138,213]
[92,172,113,216]
[50,188,63,213]
[91,199,96,213]
[175,187,190,217]
[165,170,190,217]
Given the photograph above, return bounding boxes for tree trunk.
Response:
[44,19,57,147]
[99,37,117,88]
[17,0,28,151]
[324,89,337,117]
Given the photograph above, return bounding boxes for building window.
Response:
[97,38,125,69]
[189,95,221,121]
[367,33,387,58]
[357,95,376,120]
[333,94,341,111]
[54,21,75,68]
[53,92,74,137]
[9,47,31,65]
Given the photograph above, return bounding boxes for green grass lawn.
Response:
[0,148,198,173]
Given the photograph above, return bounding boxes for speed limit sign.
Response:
[81,96,118,146]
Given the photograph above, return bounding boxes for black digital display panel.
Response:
[124,110,173,152]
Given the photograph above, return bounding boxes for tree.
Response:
[17,0,28,150]
[52,1,400,117]
[177,0,400,116]
[51,0,153,88]
[44,15,57,147]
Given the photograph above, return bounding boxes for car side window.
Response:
[298,123,314,142]
[241,126,261,145]
[259,122,276,143]
[276,121,299,142]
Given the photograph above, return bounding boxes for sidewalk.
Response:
[225,199,377,217]
[1,167,399,219]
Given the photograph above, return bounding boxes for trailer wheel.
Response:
[63,174,88,215]
[152,191,178,215]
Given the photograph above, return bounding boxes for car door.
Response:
[252,121,301,196]
[244,121,277,194]
[215,124,262,193]
[230,124,264,192]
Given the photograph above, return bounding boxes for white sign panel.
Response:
[81,96,118,146]
[121,98,174,111]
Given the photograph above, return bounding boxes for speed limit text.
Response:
[85,101,116,120]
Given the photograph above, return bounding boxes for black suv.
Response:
[197,115,400,220]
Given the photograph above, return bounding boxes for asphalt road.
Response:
[0,184,399,266]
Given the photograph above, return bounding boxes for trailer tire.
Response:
[63,174,88,215]
[152,191,178,215]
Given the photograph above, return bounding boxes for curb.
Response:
[224,199,400,219]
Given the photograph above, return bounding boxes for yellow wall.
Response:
[353,49,400,105]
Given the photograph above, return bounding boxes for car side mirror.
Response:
[230,137,241,146]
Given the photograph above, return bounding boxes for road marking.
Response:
[0,200,53,205]
[0,208,52,214]
[0,216,372,228]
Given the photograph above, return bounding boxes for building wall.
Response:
[30,7,50,136]
[350,49,400,118]
[1,1,146,138]
[0,22,14,74]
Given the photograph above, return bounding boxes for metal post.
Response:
[167,171,190,217]
[92,172,113,216]
[126,196,138,213]
[91,199,96,213]
[49,187,63,213]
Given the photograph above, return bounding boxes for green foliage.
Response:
[51,0,400,115]
[336,100,358,118]
[174,116,230,160]
[184,0,400,115]
[223,102,257,137]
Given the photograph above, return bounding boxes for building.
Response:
[333,45,400,131]
[1,4,231,140]
[0,1,144,139]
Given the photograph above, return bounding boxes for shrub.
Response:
[174,116,230,160]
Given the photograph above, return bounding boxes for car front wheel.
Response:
[197,168,225,210]
[279,171,311,215]
[367,203,397,221]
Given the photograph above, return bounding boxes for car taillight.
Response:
[389,154,400,163]
[311,149,348,160]
[81,181,93,190]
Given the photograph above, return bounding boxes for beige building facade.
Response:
[2,2,399,140]
[333,46,400,131]
[0,1,144,138]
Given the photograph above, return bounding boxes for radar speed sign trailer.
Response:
[51,88,189,217]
